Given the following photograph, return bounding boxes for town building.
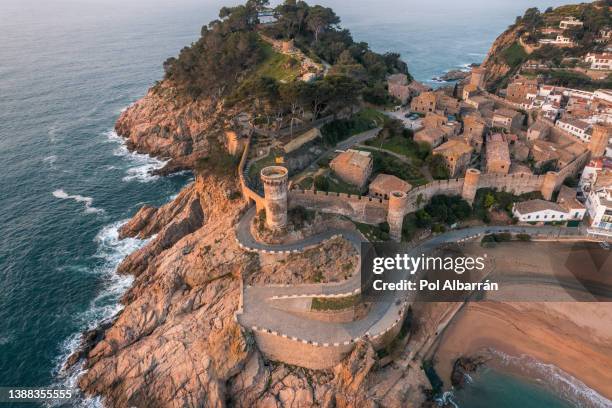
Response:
[559,17,583,29]
[329,149,373,189]
[584,170,612,237]
[539,35,574,47]
[422,111,448,129]
[410,91,437,114]
[414,127,445,147]
[527,120,550,141]
[462,83,478,101]
[556,185,586,221]
[584,53,612,70]
[492,108,524,131]
[368,173,412,199]
[555,118,591,142]
[432,139,472,177]
[512,199,576,223]
[469,67,486,89]
[485,133,511,174]
[387,74,411,104]
[506,77,538,104]
[465,95,494,112]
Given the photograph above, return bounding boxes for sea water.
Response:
[0,0,597,406]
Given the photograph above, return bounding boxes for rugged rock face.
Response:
[114,81,229,172]
[76,174,254,407]
[480,24,523,91]
[450,356,486,389]
[72,170,427,407]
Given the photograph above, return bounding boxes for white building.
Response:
[559,17,583,29]
[512,199,581,223]
[539,35,574,46]
[556,118,591,142]
[584,53,612,71]
[585,171,612,237]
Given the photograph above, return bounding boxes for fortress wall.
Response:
[478,173,546,195]
[252,330,354,370]
[404,179,465,212]
[288,190,388,224]
[238,134,266,211]
[556,152,590,184]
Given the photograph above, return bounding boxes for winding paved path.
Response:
[235,207,588,344]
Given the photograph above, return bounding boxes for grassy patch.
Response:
[320,108,384,146]
[354,221,390,241]
[311,294,360,311]
[357,147,428,186]
[254,42,302,82]
[247,149,284,186]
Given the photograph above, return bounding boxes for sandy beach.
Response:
[433,301,612,403]
[429,241,612,405]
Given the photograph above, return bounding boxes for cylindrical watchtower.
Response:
[461,168,481,204]
[261,166,289,230]
[540,171,558,201]
[388,191,409,242]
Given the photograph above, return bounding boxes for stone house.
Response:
[330,149,373,189]
[414,127,445,148]
[410,91,437,114]
[422,112,447,129]
[527,121,550,141]
[485,133,511,174]
[492,108,524,131]
[387,74,411,104]
[432,139,473,178]
[506,77,538,104]
[368,174,412,199]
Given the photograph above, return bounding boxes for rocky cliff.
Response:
[480,24,524,91]
[70,170,428,407]
[114,81,233,173]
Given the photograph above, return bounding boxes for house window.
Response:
[574,211,580,218]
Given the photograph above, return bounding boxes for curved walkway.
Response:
[235,207,586,345]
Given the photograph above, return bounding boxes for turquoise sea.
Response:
[0,0,600,406]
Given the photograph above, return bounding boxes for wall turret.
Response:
[387,191,409,242]
[261,166,289,230]
[540,171,558,200]
[461,168,481,204]
[588,124,610,157]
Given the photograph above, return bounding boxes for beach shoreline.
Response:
[432,301,612,406]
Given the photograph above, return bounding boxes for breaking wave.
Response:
[104,130,168,183]
[52,189,104,214]
[490,350,611,408]
[51,220,152,407]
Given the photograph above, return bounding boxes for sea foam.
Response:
[52,189,104,214]
[51,220,153,407]
[105,129,168,183]
[490,350,611,408]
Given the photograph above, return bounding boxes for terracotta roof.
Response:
[369,174,412,194]
[514,199,567,214]
[556,185,585,211]
[433,139,472,157]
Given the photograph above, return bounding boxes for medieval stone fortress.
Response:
[216,2,612,372]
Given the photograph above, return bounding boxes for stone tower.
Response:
[540,171,558,201]
[461,168,481,204]
[588,124,610,157]
[470,67,486,89]
[261,166,289,230]
[387,191,409,242]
